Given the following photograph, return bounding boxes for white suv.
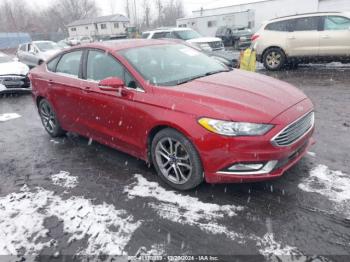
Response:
[142,27,224,52]
[252,12,350,70]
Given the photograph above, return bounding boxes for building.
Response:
[177,0,350,36]
[67,14,130,39]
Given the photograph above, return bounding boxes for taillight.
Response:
[251,34,259,41]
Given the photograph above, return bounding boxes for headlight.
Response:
[198,118,274,136]
[194,43,212,51]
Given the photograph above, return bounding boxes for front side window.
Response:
[141,33,150,39]
[47,56,61,72]
[86,50,123,81]
[120,44,227,86]
[324,16,350,30]
[56,51,83,77]
[152,32,168,39]
[292,17,319,31]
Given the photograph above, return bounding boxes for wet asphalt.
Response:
[0,65,350,261]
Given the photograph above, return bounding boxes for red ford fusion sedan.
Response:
[29,39,315,190]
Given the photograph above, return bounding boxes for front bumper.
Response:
[0,74,31,93]
[192,99,315,183]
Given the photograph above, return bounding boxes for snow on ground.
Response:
[0,113,21,122]
[125,174,301,257]
[298,164,350,217]
[51,171,78,188]
[0,173,141,256]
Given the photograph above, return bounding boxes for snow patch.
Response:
[0,113,21,122]
[125,174,243,218]
[307,151,316,157]
[50,139,60,145]
[51,171,78,189]
[125,175,301,257]
[257,233,301,257]
[0,186,140,255]
[298,165,350,216]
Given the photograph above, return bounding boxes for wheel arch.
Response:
[146,122,198,163]
[262,46,288,61]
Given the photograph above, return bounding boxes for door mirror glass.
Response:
[99,77,125,91]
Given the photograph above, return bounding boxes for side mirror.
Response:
[98,77,125,91]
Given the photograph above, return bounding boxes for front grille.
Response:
[208,41,223,50]
[272,111,314,146]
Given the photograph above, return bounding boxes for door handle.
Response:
[321,35,330,39]
[83,86,92,93]
[48,79,53,86]
[287,36,296,40]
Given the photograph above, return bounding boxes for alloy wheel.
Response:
[266,51,282,69]
[155,137,192,185]
[40,102,56,134]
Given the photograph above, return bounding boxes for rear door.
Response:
[47,50,86,134]
[319,15,350,57]
[287,16,321,57]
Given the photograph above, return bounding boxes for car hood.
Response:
[160,70,308,124]
[0,61,29,76]
[187,37,222,43]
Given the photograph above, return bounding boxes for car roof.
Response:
[32,40,56,44]
[71,39,178,52]
[143,27,192,34]
[269,12,349,23]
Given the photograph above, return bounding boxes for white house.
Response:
[67,14,130,38]
[177,0,350,36]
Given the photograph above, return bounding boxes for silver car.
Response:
[16,41,61,67]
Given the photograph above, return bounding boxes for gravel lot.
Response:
[0,65,349,261]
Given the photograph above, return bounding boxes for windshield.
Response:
[173,30,202,40]
[120,44,227,86]
[35,41,58,52]
[0,53,12,63]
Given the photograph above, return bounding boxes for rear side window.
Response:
[86,50,124,81]
[56,51,83,77]
[292,17,319,31]
[324,16,350,30]
[265,20,291,32]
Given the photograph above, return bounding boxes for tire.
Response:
[38,99,65,137]
[287,62,299,70]
[151,128,203,190]
[263,47,286,71]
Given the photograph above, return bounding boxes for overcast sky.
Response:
[16,0,262,16]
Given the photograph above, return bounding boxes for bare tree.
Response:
[142,0,151,29]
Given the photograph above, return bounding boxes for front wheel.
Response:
[151,128,203,190]
[263,48,286,71]
[38,99,65,137]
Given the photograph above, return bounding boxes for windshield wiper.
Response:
[176,69,231,85]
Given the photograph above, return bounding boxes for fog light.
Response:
[220,160,278,175]
[228,163,264,171]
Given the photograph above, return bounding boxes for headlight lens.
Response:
[198,118,273,136]
[195,43,212,51]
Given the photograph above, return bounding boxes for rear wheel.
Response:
[151,128,203,190]
[38,99,65,137]
[263,48,286,71]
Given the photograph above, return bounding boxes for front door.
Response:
[79,49,147,157]
[287,16,321,57]
[319,15,350,57]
